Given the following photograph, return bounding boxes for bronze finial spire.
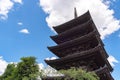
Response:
[74,7,77,18]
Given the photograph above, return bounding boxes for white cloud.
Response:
[18,22,23,26]
[0,0,14,19]
[45,57,57,60]
[13,0,23,4]
[39,0,120,39]
[0,0,22,20]
[108,55,119,67]
[19,29,30,34]
[0,56,8,75]
[38,63,44,70]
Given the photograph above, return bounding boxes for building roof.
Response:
[51,19,100,44]
[53,11,91,34]
[95,65,114,80]
[48,31,106,57]
[46,44,113,71]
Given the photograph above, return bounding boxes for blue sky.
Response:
[0,0,120,80]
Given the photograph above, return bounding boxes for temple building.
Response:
[44,10,114,80]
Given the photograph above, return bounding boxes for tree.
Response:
[0,63,17,80]
[0,56,40,80]
[16,56,39,80]
[60,68,100,80]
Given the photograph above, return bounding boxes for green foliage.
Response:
[0,56,40,80]
[17,57,39,80]
[60,68,100,80]
[0,64,16,80]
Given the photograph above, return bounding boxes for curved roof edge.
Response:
[46,44,113,71]
[51,19,100,44]
[48,30,97,53]
[53,11,91,33]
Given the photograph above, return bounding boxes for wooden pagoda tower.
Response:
[44,11,114,80]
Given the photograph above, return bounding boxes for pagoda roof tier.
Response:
[95,65,108,74]
[95,65,114,80]
[48,31,107,58]
[45,45,113,72]
[53,11,91,34]
[51,19,100,44]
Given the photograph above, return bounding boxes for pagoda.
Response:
[44,10,114,80]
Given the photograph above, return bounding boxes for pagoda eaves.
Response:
[48,31,107,58]
[53,11,91,34]
[51,19,100,44]
[46,44,113,71]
